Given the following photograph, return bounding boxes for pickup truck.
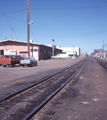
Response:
[0,55,24,67]
[20,57,37,67]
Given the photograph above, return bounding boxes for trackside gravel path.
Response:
[32,57,107,120]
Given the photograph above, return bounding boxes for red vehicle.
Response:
[0,55,24,67]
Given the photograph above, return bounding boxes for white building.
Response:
[59,47,81,57]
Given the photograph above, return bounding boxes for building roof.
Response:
[0,39,41,45]
[0,39,62,50]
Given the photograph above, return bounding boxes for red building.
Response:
[0,39,62,61]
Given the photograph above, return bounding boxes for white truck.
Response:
[51,53,69,59]
[51,51,77,59]
[20,57,37,67]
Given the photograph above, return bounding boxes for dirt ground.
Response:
[0,57,84,85]
[32,57,107,120]
[0,57,85,101]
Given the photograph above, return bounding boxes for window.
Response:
[19,56,21,59]
[50,51,51,54]
[48,51,51,55]
[31,49,38,52]
[16,56,19,59]
[31,49,33,52]
[21,53,26,57]
[11,56,16,59]
[34,49,37,52]
[62,52,66,54]
[39,46,41,49]
[26,57,30,60]
[44,50,46,54]
[69,54,73,57]
[2,56,9,58]
[39,49,41,56]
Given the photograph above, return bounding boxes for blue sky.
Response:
[0,0,107,54]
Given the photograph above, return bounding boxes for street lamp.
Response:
[28,21,34,24]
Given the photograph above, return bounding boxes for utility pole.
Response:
[27,0,30,57]
[103,41,104,58]
[52,39,55,56]
[73,45,74,56]
[52,44,54,56]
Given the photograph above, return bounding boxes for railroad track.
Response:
[0,59,86,120]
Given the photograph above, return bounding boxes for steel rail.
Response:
[0,59,85,103]
[23,61,85,120]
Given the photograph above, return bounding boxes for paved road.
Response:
[0,58,84,85]
[32,57,107,120]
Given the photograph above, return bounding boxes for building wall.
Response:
[60,47,81,56]
[0,41,39,60]
[0,40,62,61]
[39,45,62,60]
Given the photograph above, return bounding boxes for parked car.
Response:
[51,54,60,59]
[51,54,69,59]
[20,57,37,67]
[0,55,24,67]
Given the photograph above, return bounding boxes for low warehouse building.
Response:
[60,47,81,57]
[0,39,62,61]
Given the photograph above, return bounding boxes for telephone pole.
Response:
[27,0,30,57]
[103,41,104,51]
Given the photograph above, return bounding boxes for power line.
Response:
[34,31,107,38]
[0,6,107,15]
[1,14,26,22]
[30,6,107,10]
[0,9,26,15]
[0,5,106,21]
